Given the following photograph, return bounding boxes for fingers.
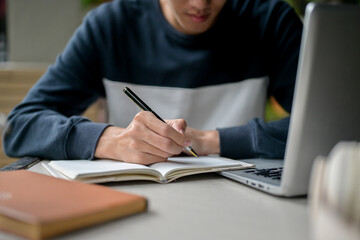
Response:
[127,121,184,156]
[166,119,187,134]
[134,112,190,148]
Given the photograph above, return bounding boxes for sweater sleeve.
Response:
[219,117,289,159]
[218,0,302,159]
[3,9,111,160]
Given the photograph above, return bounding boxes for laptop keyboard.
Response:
[244,167,283,181]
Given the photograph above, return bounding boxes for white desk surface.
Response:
[1,163,310,240]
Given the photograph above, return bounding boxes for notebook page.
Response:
[150,156,252,178]
[48,160,153,179]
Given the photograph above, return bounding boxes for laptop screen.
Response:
[282,2,360,196]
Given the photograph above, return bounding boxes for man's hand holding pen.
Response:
[94,111,192,165]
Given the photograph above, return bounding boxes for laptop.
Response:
[219,2,360,197]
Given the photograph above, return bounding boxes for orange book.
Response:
[0,170,147,240]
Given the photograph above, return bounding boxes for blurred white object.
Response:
[309,142,360,240]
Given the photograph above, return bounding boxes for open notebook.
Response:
[42,156,254,183]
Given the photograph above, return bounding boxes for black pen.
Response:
[123,86,199,158]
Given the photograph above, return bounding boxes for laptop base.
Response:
[219,159,283,195]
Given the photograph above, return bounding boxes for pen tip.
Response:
[190,149,199,158]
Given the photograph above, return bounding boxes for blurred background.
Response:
[0,0,111,168]
[0,0,359,168]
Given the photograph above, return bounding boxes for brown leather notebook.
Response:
[0,170,147,240]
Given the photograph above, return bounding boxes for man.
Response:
[3,0,303,165]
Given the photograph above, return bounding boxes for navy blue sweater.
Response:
[3,0,302,160]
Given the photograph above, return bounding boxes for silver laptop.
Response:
[219,2,360,197]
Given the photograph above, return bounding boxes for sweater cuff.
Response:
[218,125,255,159]
[65,120,110,160]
